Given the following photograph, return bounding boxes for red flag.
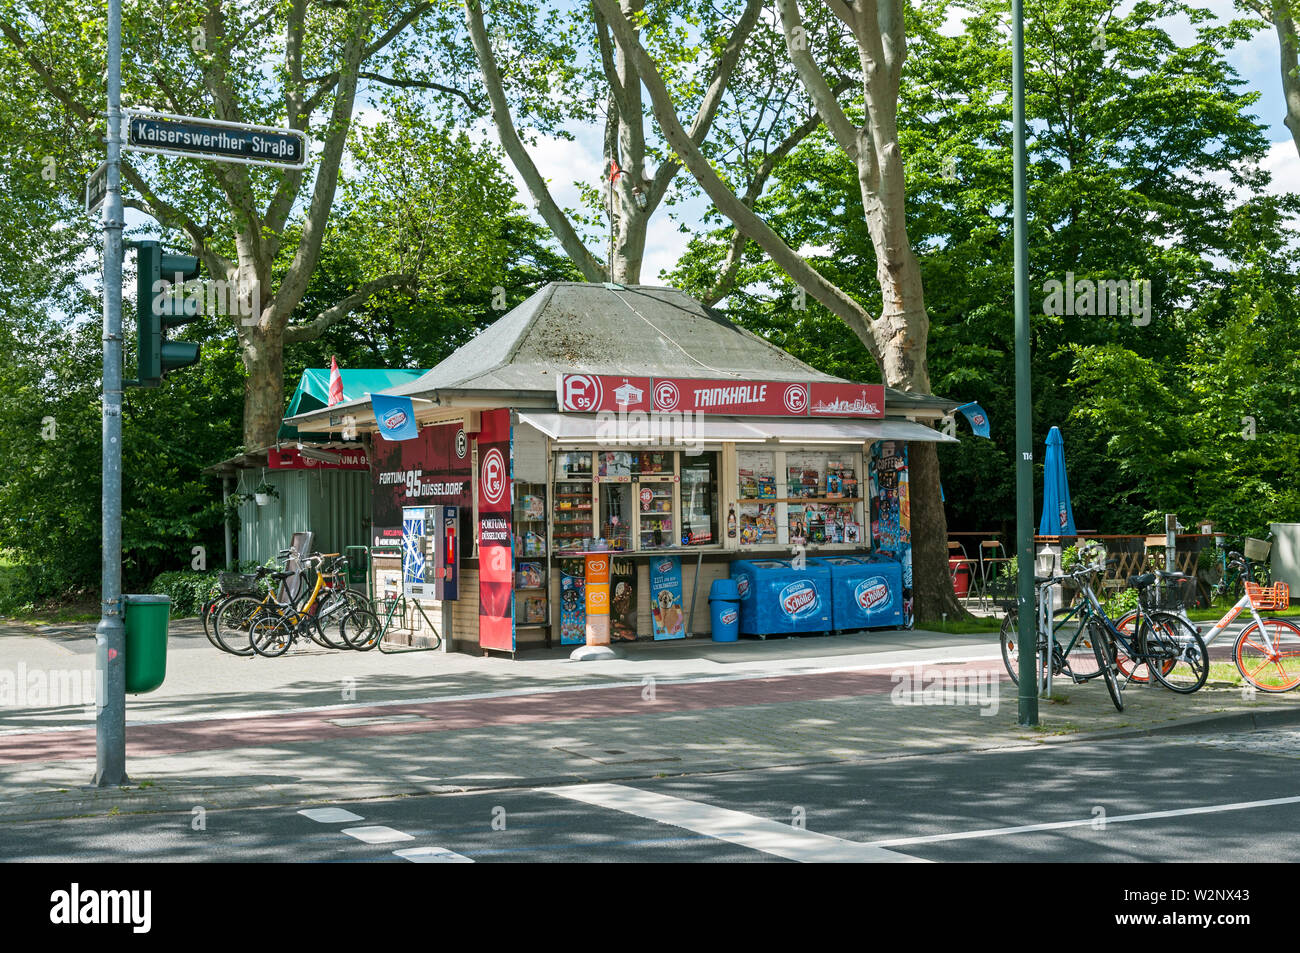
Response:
[327,355,343,406]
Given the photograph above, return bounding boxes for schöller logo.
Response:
[481,448,506,505]
[381,407,407,432]
[562,374,602,411]
[50,883,151,933]
[782,383,809,414]
[780,581,819,619]
[856,576,891,611]
[654,380,680,411]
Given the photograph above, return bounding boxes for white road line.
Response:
[0,651,1005,738]
[865,794,1300,848]
[541,782,925,863]
[393,846,474,863]
[341,826,415,845]
[298,807,364,823]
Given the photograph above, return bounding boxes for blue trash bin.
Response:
[709,578,741,642]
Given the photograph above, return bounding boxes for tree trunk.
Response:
[1274,0,1300,158]
[242,327,285,451]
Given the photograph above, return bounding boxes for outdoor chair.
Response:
[948,540,977,604]
[978,539,1014,610]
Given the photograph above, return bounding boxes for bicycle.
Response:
[1202,535,1272,607]
[1192,551,1299,692]
[1085,571,1210,711]
[214,552,348,656]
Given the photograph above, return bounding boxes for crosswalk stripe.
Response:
[540,782,924,863]
[393,846,474,863]
[341,825,414,844]
[298,807,364,823]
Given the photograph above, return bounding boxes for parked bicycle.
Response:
[211,552,375,656]
[1001,544,1208,709]
[1191,551,1298,692]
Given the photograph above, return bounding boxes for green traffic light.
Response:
[133,241,202,386]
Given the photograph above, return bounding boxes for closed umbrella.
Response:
[1039,426,1077,535]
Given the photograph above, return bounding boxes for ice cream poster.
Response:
[558,558,586,645]
[650,556,685,640]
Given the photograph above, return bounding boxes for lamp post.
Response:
[1013,0,1038,726]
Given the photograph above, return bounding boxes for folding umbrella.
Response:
[1039,426,1077,535]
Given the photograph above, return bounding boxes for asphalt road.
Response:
[2,727,1297,863]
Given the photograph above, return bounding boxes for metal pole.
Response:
[1013,0,1037,725]
[222,476,234,569]
[93,0,128,785]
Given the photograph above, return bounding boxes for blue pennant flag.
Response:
[371,392,418,441]
[954,401,991,439]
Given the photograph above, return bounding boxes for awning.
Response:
[516,413,957,445]
[279,368,428,441]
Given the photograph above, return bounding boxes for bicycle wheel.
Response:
[1053,607,1101,681]
[341,609,383,651]
[310,593,352,649]
[201,595,227,650]
[250,613,302,658]
[1111,610,1169,683]
[1001,610,1047,687]
[1090,621,1124,711]
[211,595,264,657]
[1235,619,1300,693]
[1145,614,1209,694]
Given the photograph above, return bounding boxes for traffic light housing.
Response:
[133,240,201,387]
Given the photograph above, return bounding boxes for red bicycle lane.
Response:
[0,661,1007,765]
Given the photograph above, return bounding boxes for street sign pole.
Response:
[1013,0,1038,726]
[93,0,128,785]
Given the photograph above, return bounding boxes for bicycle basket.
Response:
[1137,579,1185,612]
[1243,537,1272,562]
[218,571,259,595]
[1245,581,1290,611]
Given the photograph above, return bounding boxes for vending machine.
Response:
[401,506,459,601]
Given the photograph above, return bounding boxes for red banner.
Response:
[268,446,369,470]
[557,374,883,418]
[477,408,514,652]
[370,421,472,550]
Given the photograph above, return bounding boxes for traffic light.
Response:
[133,240,202,387]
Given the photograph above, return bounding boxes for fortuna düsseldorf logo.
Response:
[562,374,602,411]
[654,380,680,411]
[455,428,467,458]
[783,383,809,414]
[481,448,506,505]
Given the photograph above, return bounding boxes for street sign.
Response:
[123,108,308,170]
[85,161,108,215]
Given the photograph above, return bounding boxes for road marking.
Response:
[541,782,925,863]
[866,794,1300,848]
[341,826,415,844]
[298,807,364,823]
[394,846,474,863]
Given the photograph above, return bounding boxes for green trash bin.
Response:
[124,594,170,694]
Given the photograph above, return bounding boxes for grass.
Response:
[919,616,1003,635]
[1186,603,1300,621]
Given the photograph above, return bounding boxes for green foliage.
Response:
[1104,587,1141,617]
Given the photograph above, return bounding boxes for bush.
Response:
[148,571,220,617]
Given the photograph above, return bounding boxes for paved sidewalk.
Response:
[2,618,1297,822]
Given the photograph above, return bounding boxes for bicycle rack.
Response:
[376,594,441,654]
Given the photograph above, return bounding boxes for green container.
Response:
[345,545,369,586]
[124,594,170,694]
